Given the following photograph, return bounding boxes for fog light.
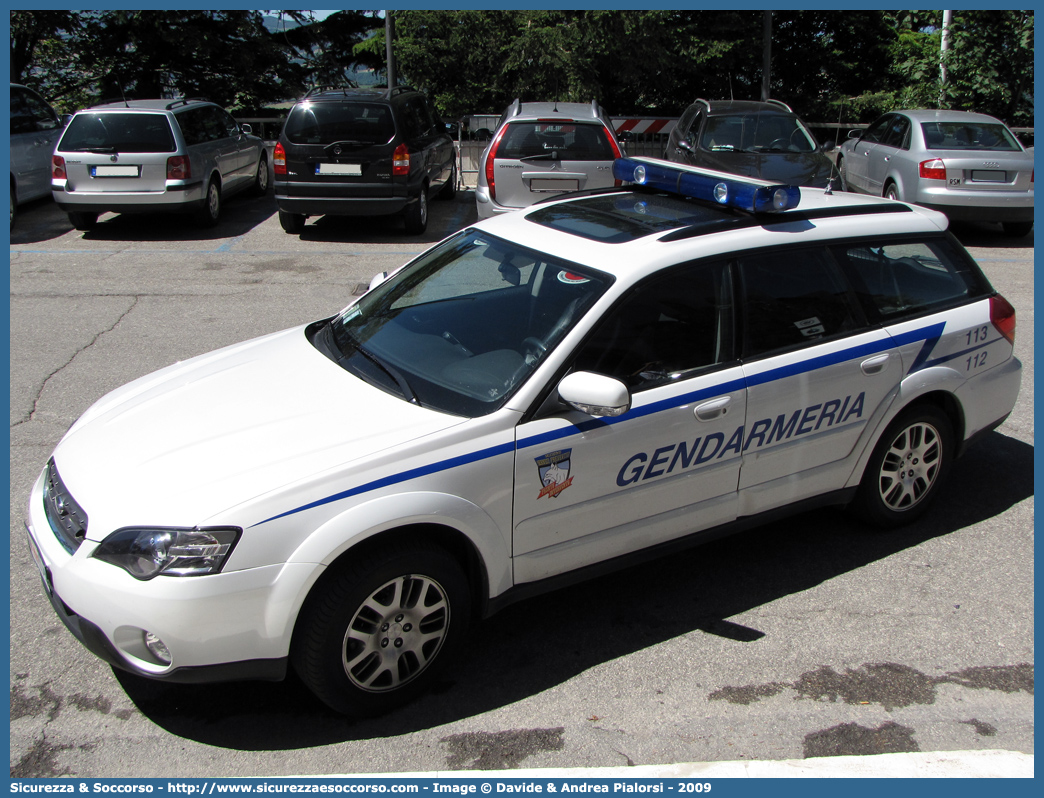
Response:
[713,183,728,203]
[144,632,171,665]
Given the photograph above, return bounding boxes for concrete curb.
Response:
[357,750,1033,779]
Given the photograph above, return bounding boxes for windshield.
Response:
[700,114,816,153]
[920,121,1022,151]
[59,113,176,153]
[284,101,396,145]
[323,230,610,416]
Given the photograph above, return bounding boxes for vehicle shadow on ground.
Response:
[949,221,1034,249]
[115,430,1033,750]
[66,195,278,243]
[292,191,477,246]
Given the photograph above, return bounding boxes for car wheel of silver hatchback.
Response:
[291,540,471,716]
[196,180,221,227]
[884,183,900,202]
[852,405,953,528]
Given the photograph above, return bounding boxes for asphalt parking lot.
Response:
[8,187,1034,778]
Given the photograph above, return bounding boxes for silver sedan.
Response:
[838,109,1033,236]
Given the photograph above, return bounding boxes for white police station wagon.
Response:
[26,157,1022,716]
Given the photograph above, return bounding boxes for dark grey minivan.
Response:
[273,86,456,235]
[52,98,268,230]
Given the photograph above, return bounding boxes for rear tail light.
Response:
[273,142,286,175]
[166,155,191,181]
[393,143,410,176]
[51,155,66,180]
[919,158,947,180]
[990,294,1017,345]
[603,126,624,186]
[485,125,509,200]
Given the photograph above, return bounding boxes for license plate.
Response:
[530,178,579,192]
[971,170,1006,183]
[25,529,52,595]
[90,165,140,177]
[316,163,362,176]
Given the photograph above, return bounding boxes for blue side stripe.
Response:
[253,442,515,526]
[252,321,946,527]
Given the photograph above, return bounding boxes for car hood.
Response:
[54,324,464,537]
[699,150,836,188]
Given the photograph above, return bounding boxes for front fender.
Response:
[285,490,512,599]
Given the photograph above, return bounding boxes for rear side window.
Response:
[284,102,395,145]
[833,239,988,320]
[59,113,176,153]
[737,247,863,359]
[496,122,614,160]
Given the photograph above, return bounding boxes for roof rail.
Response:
[766,99,793,112]
[165,97,209,110]
[384,85,416,99]
[304,83,359,98]
[508,98,522,119]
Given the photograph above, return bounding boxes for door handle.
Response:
[861,353,890,375]
[694,396,731,421]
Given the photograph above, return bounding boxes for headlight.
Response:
[92,527,241,580]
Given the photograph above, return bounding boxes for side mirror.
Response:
[677,138,695,153]
[239,123,252,135]
[61,114,73,128]
[369,271,389,291]
[558,371,631,417]
[820,140,835,153]
[847,129,863,140]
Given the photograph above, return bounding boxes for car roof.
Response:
[698,99,796,116]
[473,157,950,281]
[82,98,214,112]
[890,108,1008,125]
[504,100,605,122]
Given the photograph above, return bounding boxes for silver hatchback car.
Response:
[838,109,1034,237]
[475,99,623,219]
[52,98,269,230]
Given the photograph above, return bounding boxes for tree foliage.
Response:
[10,9,1033,127]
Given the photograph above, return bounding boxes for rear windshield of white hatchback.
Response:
[59,113,176,153]
[496,122,616,161]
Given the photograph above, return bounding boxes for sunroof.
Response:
[526,192,739,243]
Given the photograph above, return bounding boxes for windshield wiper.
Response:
[335,326,420,405]
[520,151,561,162]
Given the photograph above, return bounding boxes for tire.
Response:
[278,210,305,234]
[836,156,848,191]
[67,211,99,231]
[851,405,954,528]
[252,154,270,197]
[1002,221,1032,237]
[291,540,471,717]
[10,184,16,230]
[196,179,221,227]
[439,161,456,200]
[403,185,429,235]
[884,182,900,202]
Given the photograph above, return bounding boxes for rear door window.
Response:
[59,113,176,153]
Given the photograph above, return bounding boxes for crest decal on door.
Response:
[535,449,573,499]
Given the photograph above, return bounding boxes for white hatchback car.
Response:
[26,158,1022,717]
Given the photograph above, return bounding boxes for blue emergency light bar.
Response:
[613,157,801,214]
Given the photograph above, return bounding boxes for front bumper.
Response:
[24,470,313,683]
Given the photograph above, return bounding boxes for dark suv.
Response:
[274,86,456,235]
[664,99,841,189]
